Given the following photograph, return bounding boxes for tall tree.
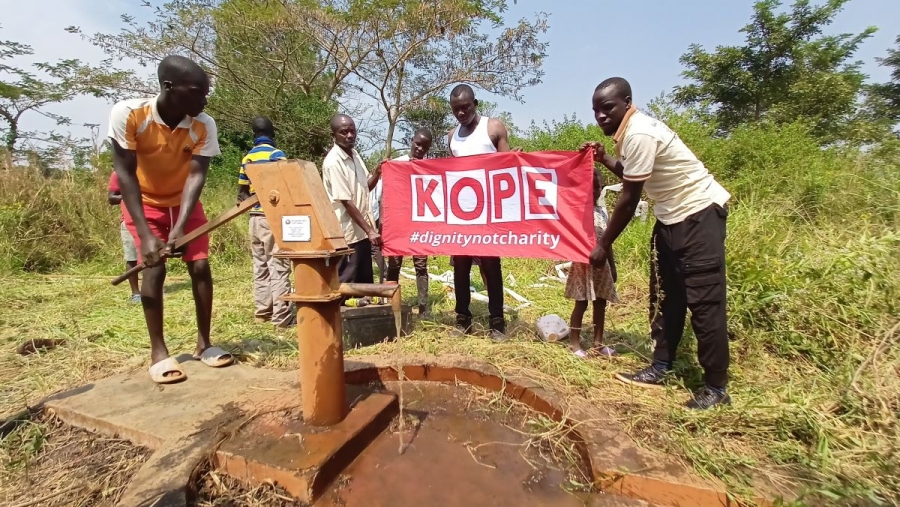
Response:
[397,95,454,158]
[69,0,349,160]
[74,0,547,156]
[673,0,875,142]
[0,36,125,166]
[869,34,900,125]
[206,0,337,158]
[343,0,548,153]
[512,115,601,152]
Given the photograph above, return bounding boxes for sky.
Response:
[3,0,900,152]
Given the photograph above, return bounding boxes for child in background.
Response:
[107,171,141,303]
[565,170,618,358]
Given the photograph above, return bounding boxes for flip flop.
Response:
[149,357,186,384]
[193,346,234,368]
[592,346,618,357]
[572,349,588,359]
[598,347,619,357]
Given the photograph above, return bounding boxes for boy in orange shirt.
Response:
[109,55,233,384]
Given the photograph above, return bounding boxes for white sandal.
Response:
[193,346,234,368]
[148,357,186,384]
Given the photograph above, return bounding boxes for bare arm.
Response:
[238,158,252,203]
[607,245,618,283]
[170,156,210,238]
[342,200,375,235]
[489,118,512,152]
[598,153,625,179]
[368,161,383,191]
[592,133,656,268]
[343,199,381,247]
[599,180,642,251]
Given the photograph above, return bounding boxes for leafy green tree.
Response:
[205,0,337,159]
[397,96,454,158]
[511,115,603,152]
[869,34,900,126]
[70,0,341,161]
[76,0,547,157]
[0,35,126,166]
[342,0,548,153]
[673,0,875,142]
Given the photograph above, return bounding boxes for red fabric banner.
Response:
[381,150,595,263]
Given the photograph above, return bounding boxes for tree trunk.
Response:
[384,115,396,158]
[1,122,16,170]
[383,60,405,157]
[1,114,18,155]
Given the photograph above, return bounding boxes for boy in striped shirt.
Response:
[238,117,294,327]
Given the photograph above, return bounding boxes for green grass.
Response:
[1,225,897,505]
[2,117,899,506]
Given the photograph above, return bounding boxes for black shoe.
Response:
[489,318,507,342]
[615,364,669,389]
[686,386,731,410]
[451,315,472,337]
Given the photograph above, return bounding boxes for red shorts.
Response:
[123,202,210,263]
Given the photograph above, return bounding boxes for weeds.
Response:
[0,414,149,506]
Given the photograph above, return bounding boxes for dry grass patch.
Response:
[0,413,149,507]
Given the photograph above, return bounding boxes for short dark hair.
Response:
[157,55,206,86]
[413,127,433,140]
[251,116,275,137]
[450,84,475,100]
[595,77,632,100]
[330,113,354,132]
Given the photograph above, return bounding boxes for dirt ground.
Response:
[0,412,305,507]
[0,413,149,507]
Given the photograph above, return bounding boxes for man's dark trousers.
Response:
[649,203,729,388]
[339,238,374,284]
[386,255,429,308]
[452,255,504,327]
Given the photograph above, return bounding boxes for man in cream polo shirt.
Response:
[322,114,382,290]
[582,77,732,410]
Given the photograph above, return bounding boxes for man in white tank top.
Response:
[446,84,513,341]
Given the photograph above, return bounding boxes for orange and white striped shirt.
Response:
[107,96,220,207]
